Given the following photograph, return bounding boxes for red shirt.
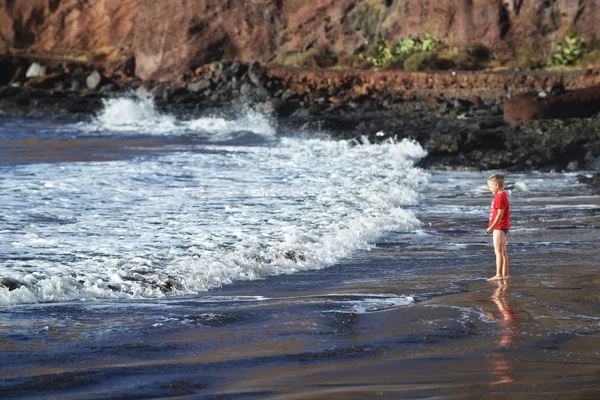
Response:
[489,191,510,230]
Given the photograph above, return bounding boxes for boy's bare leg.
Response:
[488,230,507,281]
[502,245,509,279]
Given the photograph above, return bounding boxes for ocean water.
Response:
[1,98,599,398]
[1,97,428,305]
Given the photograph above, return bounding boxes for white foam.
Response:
[95,97,177,132]
[187,111,275,136]
[81,96,275,138]
[340,295,415,314]
[513,181,528,192]
[182,293,415,314]
[0,123,428,305]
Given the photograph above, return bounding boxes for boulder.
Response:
[247,68,264,87]
[504,85,600,125]
[86,70,103,90]
[25,62,46,78]
[425,96,442,106]
[187,79,212,92]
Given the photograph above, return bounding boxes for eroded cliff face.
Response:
[1,0,599,81]
[0,0,136,52]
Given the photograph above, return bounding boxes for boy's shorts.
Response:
[500,229,509,235]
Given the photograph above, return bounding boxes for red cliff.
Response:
[1,0,599,81]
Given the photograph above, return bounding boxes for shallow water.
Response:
[1,98,599,398]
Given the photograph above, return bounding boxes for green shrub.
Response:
[359,39,395,67]
[395,34,441,55]
[357,36,495,71]
[395,36,419,55]
[359,34,443,69]
[548,35,586,66]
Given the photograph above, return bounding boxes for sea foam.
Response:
[0,100,428,305]
[83,96,275,139]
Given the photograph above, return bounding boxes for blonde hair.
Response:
[487,173,505,187]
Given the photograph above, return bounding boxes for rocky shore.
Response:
[2,56,600,182]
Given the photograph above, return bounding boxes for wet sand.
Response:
[195,254,600,399]
[1,246,598,399]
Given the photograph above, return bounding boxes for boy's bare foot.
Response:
[487,275,504,281]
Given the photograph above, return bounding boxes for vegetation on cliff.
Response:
[355,35,492,72]
[283,32,597,73]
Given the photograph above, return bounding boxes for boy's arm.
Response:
[486,209,504,234]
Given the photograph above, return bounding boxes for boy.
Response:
[486,173,510,281]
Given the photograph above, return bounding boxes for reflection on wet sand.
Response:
[489,281,518,387]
